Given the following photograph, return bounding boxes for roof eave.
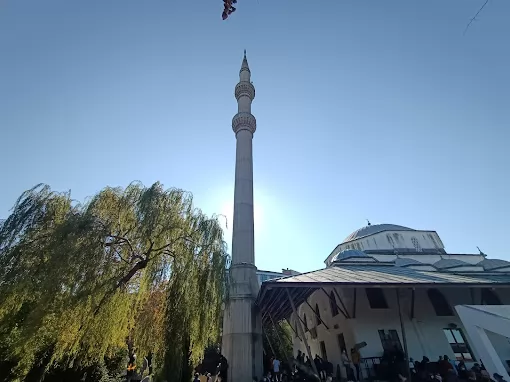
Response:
[260,281,510,289]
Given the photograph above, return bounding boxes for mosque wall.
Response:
[339,231,445,254]
[290,286,510,376]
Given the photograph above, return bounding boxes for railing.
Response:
[360,357,383,382]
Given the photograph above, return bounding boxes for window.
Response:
[315,303,321,326]
[481,289,502,305]
[337,333,346,353]
[411,237,422,252]
[428,289,454,316]
[443,328,474,361]
[428,234,440,249]
[378,329,403,352]
[366,288,388,309]
[303,313,308,332]
[320,341,328,361]
[329,291,339,317]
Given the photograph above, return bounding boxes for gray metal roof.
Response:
[343,224,415,243]
[332,249,374,262]
[267,264,507,286]
[395,258,427,267]
[256,264,510,325]
[478,259,510,271]
[433,259,472,269]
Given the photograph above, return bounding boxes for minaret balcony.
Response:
[232,112,256,134]
[235,81,255,101]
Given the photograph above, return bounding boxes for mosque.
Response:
[222,52,510,381]
[256,222,510,379]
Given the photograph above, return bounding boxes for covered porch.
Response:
[256,264,510,381]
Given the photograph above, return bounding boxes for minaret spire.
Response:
[221,52,262,382]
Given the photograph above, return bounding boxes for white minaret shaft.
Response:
[232,51,256,265]
[222,51,263,382]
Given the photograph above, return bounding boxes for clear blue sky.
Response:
[1,0,509,273]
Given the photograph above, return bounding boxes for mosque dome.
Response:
[343,223,415,243]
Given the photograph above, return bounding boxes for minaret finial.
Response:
[240,50,251,79]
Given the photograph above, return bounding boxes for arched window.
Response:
[315,303,321,325]
[329,291,339,317]
[428,289,454,316]
[411,237,422,252]
[481,289,502,305]
[428,234,440,249]
[303,313,308,332]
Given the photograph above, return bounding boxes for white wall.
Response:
[456,305,510,378]
[326,230,450,266]
[290,286,510,375]
[339,231,445,254]
[486,330,510,371]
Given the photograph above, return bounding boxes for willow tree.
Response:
[263,320,293,363]
[0,182,228,381]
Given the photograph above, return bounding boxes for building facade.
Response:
[257,223,510,379]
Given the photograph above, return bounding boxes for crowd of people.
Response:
[408,355,508,382]
[189,349,508,382]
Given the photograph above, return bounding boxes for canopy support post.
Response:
[286,288,320,379]
[396,288,411,379]
[333,288,351,319]
[410,288,415,319]
[268,312,294,370]
[320,287,348,319]
[285,317,303,343]
[352,288,357,319]
[304,299,330,330]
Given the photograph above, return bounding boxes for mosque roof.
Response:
[332,249,374,262]
[343,223,415,243]
[256,264,510,324]
[478,259,510,271]
[395,258,427,267]
[433,259,471,269]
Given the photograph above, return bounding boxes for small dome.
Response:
[332,249,373,263]
[343,223,415,243]
[478,259,510,271]
[433,259,470,269]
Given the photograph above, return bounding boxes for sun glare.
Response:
[220,199,263,236]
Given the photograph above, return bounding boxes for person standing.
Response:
[272,357,281,382]
[351,348,361,381]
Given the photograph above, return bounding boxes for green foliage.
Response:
[263,320,293,362]
[0,182,229,381]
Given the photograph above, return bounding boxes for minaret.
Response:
[222,51,263,381]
